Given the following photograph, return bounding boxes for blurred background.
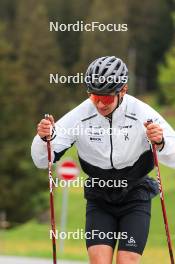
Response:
[0,0,175,263]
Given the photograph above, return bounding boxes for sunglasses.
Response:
[89,94,115,105]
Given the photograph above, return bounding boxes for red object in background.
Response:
[57,160,79,181]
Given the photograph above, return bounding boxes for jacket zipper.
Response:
[109,116,114,168]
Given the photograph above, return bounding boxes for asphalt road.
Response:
[0,256,88,264]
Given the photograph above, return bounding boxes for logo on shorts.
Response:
[128,237,136,244]
[126,236,137,247]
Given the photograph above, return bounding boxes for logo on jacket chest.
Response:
[87,125,105,143]
[89,137,102,142]
[119,125,133,141]
[86,124,133,143]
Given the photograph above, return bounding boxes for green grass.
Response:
[1,95,175,263]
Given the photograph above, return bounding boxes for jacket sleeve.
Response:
[138,101,175,168]
[31,114,77,169]
[156,116,175,169]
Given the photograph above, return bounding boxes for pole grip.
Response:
[44,114,52,141]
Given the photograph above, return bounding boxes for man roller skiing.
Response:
[31,56,175,264]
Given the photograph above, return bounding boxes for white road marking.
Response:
[0,256,88,264]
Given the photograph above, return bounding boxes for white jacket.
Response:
[31,94,175,170]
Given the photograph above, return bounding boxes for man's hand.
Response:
[144,121,164,150]
[37,115,55,139]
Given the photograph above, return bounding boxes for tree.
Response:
[16,0,68,117]
[158,11,175,106]
[126,0,174,93]
[76,0,174,95]
[79,0,129,68]
[0,0,68,225]
[46,0,93,73]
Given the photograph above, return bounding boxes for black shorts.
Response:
[85,199,151,255]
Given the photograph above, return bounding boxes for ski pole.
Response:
[147,119,174,264]
[45,114,57,264]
